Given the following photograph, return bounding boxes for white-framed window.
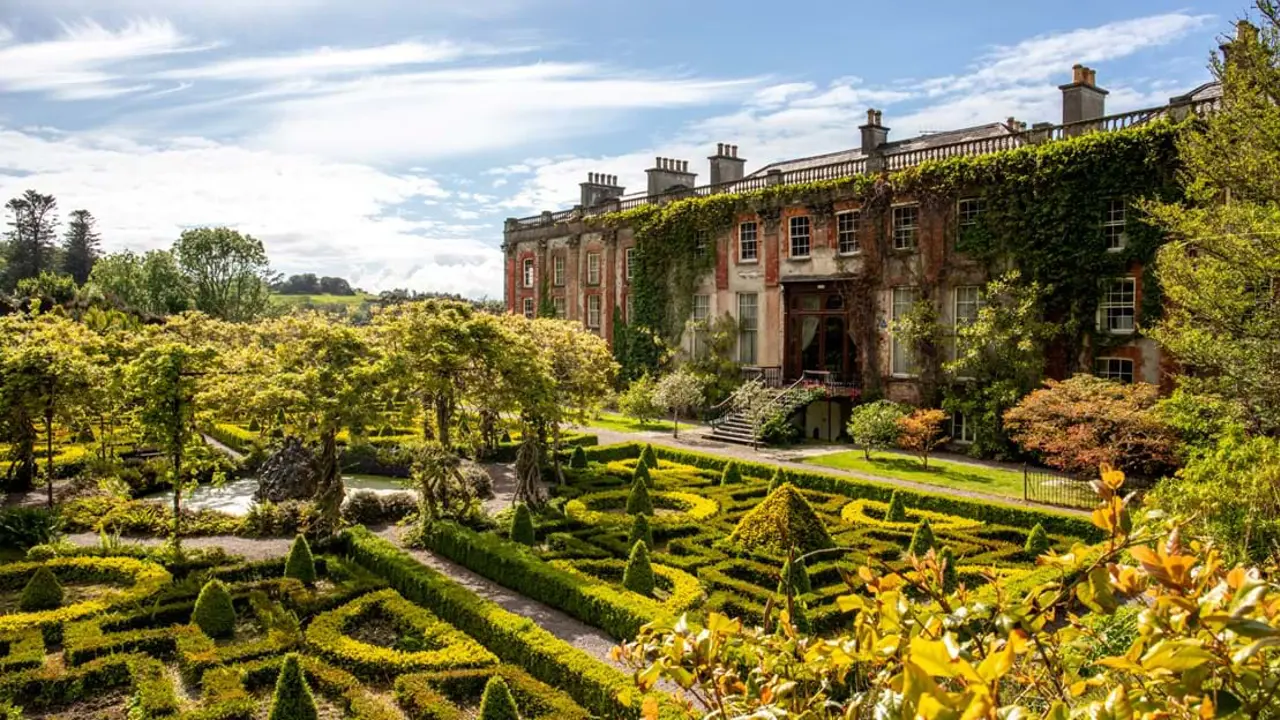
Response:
[892,204,919,251]
[891,286,919,377]
[695,231,709,254]
[1103,199,1127,252]
[958,198,983,227]
[789,216,811,258]
[522,259,535,288]
[552,255,565,287]
[522,297,534,318]
[586,253,601,286]
[586,295,601,329]
[952,411,976,444]
[1098,277,1136,334]
[952,285,983,367]
[552,296,566,318]
[737,293,758,364]
[836,211,860,255]
[625,247,636,281]
[691,294,710,358]
[1095,357,1134,383]
[739,222,758,262]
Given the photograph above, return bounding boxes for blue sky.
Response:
[0,0,1246,298]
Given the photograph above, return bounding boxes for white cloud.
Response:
[153,40,510,81]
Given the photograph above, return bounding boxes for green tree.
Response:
[284,534,316,585]
[654,366,705,437]
[884,491,907,523]
[60,209,100,285]
[2,190,58,291]
[907,519,935,557]
[477,675,519,720]
[622,540,656,596]
[640,444,658,469]
[173,227,273,322]
[88,250,193,316]
[846,400,907,459]
[192,579,236,638]
[269,654,318,720]
[617,374,662,427]
[633,462,652,488]
[510,503,535,545]
[629,512,654,549]
[15,272,77,305]
[626,476,653,516]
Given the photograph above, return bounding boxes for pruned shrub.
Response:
[269,654,319,720]
[729,484,833,553]
[629,513,654,549]
[625,477,653,516]
[939,546,959,593]
[720,462,742,486]
[19,566,63,611]
[640,444,659,469]
[1025,523,1050,556]
[622,541,655,597]
[510,503,535,546]
[479,675,520,720]
[569,446,588,469]
[284,534,316,586]
[908,519,935,558]
[776,555,811,597]
[885,491,907,523]
[633,462,652,488]
[192,579,236,639]
[768,467,788,493]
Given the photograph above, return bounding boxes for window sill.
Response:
[738,258,759,265]
[890,373,919,380]
[837,251,861,258]
[786,256,812,263]
[1105,247,1125,253]
[1102,329,1136,336]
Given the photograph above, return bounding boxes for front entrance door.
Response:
[784,286,858,384]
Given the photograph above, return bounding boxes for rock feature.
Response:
[256,437,321,503]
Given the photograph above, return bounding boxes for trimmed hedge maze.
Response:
[418,443,1101,638]
[0,532,675,720]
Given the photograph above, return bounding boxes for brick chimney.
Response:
[646,157,697,196]
[708,143,746,185]
[859,109,888,153]
[580,172,624,208]
[1059,64,1108,126]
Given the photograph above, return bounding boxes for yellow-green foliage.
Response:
[625,477,653,516]
[622,541,655,597]
[268,654,319,720]
[192,579,236,639]
[0,557,171,636]
[479,675,520,720]
[1025,523,1051,556]
[840,499,981,532]
[19,567,62,611]
[729,484,834,553]
[284,535,317,585]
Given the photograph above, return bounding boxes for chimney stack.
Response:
[708,142,746,185]
[859,108,889,155]
[580,171,625,208]
[646,156,697,196]
[1059,64,1108,129]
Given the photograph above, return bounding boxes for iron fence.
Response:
[1023,466,1097,510]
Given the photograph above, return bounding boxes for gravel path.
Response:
[581,426,1090,517]
[62,533,293,561]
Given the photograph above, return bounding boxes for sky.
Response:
[0,0,1250,299]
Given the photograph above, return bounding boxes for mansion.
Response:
[502,62,1222,434]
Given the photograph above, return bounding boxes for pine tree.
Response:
[720,461,742,486]
[61,209,100,285]
[511,503,536,545]
[625,476,654,516]
[569,445,587,469]
[19,567,63,611]
[908,519,935,558]
[192,579,236,639]
[939,546,959,594]
[640,444,659,469]
[284,534,316,585]
[633,461,653,488]
[885,492,907,523]
[268,654,319,720]
[623,540,656,596]
[629,512,654,549]
[1024,523,1051,556]
[2,190,59,291]
[776,555,812,596]
[478,675,520,720]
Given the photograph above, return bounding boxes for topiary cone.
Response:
[939,546,959,594]
[720,462,742,486]
[640,444,659,470]
[269,654,318,720]
[569,446,587,469]
[629,512,654,549]
[633,462,653,488]
[768,468,788,493]
[478,675,520,720]
[623,540,656,597]
[284,534,316,586]
[885,491,907,523]
[907,519,935,558]
[625,477,654,516]
[1025,523,1051,557]
[19,566,63,612]
[776,555,812,596]
[192,579,236,639]
[510,503,536,546]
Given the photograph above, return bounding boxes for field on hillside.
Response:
[269,293,376,309]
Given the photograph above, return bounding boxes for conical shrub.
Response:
[884,491,907,523]
[501,431,512,444]
[776,555,812,597]
[248,418,261,432]
[268,654,318,720]
[625,477,654,516]
[729,484,834,553]
[510,503,536,546]
[720,462,742,486]
[939,546,959,594]
[622,541,656,596]
[785,600,812,635]
[478,675,520,720]
[1024,523,1051,556]
[629,512,654,549]
[569,446,587,469]
[192,579,236,639]
[633,462,652,488]
[768,467,788,493]
[907,519,935,558]
[640,444,659,469]
[19,567,63,611]
[284,534,316,586]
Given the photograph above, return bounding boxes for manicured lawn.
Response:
[802,449,1026,499]
[584,411,697,434]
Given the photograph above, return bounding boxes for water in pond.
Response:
[141,474,412,516]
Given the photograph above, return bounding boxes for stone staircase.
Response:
[708,378,815,447]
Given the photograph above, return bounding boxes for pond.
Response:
[141,474,413,516]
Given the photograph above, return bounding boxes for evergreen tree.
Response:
[192,579,236,639]
[885,492,907,523]
[720,461,742,486]
[478,675,520,720]
[61,209,100,285]
[511,503,536,545]
[640,444,658,469]
[629,512,654,549]
[1024,523,1051,556]
[19,567,63,611]
[939,546,959,594]
[633,461,653,488]
[908,519,935,558]
[776,555,812,597]
[2,190,59,291]
[625,476,653,516]
[569,445,587,469]
[622,540,656,596]
[284,534,316,585]
[268,654,319,720]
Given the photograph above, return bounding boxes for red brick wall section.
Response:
[715,233,729,290]
[603,242,615,341]
[515,250,537,314]
[504,252,516,313]
[764,216,780,287]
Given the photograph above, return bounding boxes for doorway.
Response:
[784,284,858,385]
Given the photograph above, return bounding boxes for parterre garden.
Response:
[0,529,667,720]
